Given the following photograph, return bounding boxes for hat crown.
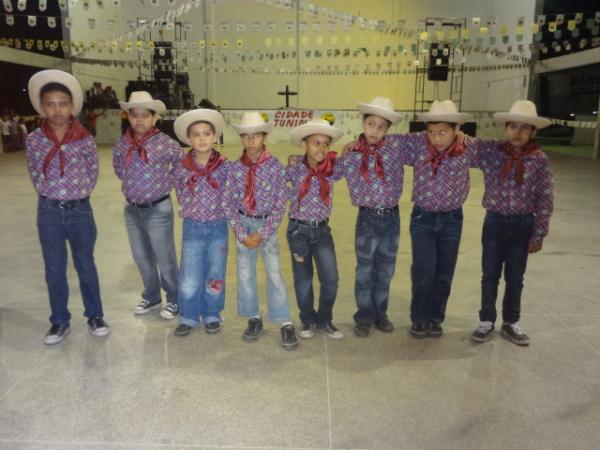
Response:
[238,111,268,127]
[508,100,539,117]
[366,96,395,111]
[306,118,332,127]
[127,91,155,103]
[428,100,459,115]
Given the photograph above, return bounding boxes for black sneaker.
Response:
[44,323,70,345]
[353,322,371,337]
[471,321,495,343]
[501,322,530,346]
[243,318,263,342]
[409,323,427,338]
[316,322,344,339]
[374,318,394,333]
[87,317,110,337]
[174,324,193,336]
[298,322,315,339]
[160,303,179,320]
[427,321,443,338]
[280,324,299,350]
[133,298,162,315]
[205,321,221,334]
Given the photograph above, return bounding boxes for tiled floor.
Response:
[0,144,599,449]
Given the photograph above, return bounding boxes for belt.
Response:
[41,196,89,209]
[127,194,170,209]
[290,217,329,228]
[238,209,269,219]
[359,205,399,215]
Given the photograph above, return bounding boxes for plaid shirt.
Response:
[222,155,288,242]
[25,128,98,200]
[112,132,183,204]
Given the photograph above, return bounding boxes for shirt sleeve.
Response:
[112,139,124,180]
[468,138,502,169]
[168,139,184,189]
[82,136,99,190]
[222,168,248,243]
[387,132,424,166]
[25,134,43,192]
[530,154,554,246]
[332,156,345,182]
[258,164,288,240]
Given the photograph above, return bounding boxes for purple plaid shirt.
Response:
[174,156,230,223]
[342,134,420,208]
[112,132,183,204]
[285,158,344,222]
[222,155,288,242]
[403,133,475,211]
[26,128,98,200]
[472,139,554,245]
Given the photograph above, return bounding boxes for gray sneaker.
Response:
[133,298,161,315]
[160,303,179,320]
[501,322,530,346]
[298,322,315,339]
[472,321,494,343]
[316,322,344,339]
[44,323,70,345]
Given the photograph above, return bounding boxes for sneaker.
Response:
[374,318,394,333]
[316,322,344,339]
[298,322,315,339]
[471,321,495,343]
[87,317,110,337]
[44,323,70,345]
[353,322,371,337]
[160,303,179,320]
[280,324,299,350]
[243,317,263,342]
[205,321,221,334]
[133,298,161,315]
[409,323,427,338]
[501,322,530,346]
[174,324,193,336]
[427,321,443,338]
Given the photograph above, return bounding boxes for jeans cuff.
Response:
[179,317,200,327]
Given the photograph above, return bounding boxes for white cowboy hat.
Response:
[290,118,343,148]
[174,108,224,145]
[231,111,274,135]
[28,69,84,117]
[418,100,472,125]
[494,100,551,129]
[357,97,403,125]
[119,91,166,115]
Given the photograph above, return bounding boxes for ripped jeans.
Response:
[286,220,339,326]
[178,218,228,327]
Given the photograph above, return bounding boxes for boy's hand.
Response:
[528,242,542,253]
[243,233,263,249]
[457,130,469,145]
[341,140,357,156]
[288,154,303,167]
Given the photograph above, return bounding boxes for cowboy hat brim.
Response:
[231,121,274,136]
[417,112,473,125]
[357,103,403,125]
[174,109,224,145]
[290,123,343,148]
[28,70,84,117]
[493,112,551,129]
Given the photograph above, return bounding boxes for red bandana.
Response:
[502,140,541,185]
[182,149,225,190]
[124,127,160,167]
[297,151,337,209]
[352,133,385,181]
[41,118,90,178]
[425,137,466,176]
[240,146,271,214]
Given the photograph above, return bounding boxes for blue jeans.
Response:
[236,215,290,324]
[178,218,228,327]
[286,220,339,326]
[409,205,463,325]
[37,197,104,325]
[124,197,178,305]
[480,211,533,324]
[353,208,400,324]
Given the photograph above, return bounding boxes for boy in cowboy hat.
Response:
[112,91,182,319]
[171,109,229,337]
[470,100,554,346]
[26,69,109,344]
[287,118,344,339]
[222,111,298,349]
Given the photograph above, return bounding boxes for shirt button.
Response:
[60,145,66,150]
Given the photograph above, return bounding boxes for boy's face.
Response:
[362,115,390,145]
[188,122,215,154]
[506,122,536,150]
[302,134,332,167]
[40,91,74,128]
[426,122,458,151]
[240,132,267,156]
[128,108,156,136]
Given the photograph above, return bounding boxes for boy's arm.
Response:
[112,139,124,180]
[82,137,99,190]
[529,156,554,252]
[258,166,288,241]
[222,170,248,243]
[25,135,43,190]
[467,137,502,169]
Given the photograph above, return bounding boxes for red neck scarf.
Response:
[239,146,271,213]
[182,149,225,190]
[297,151,337,209]
[41,118,90,178]
[352,133,385,181]
[124,127,160,167]
[502,140,541,185]
[425,136,466,176]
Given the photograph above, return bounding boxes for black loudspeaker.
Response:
[175,73,189,85]
[153,41,173,60]
[154,70,174,81]
[427,43,450,81]
[409,121,477,137]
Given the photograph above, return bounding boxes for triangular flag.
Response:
[39,0,47,11]
[28,15,37,27]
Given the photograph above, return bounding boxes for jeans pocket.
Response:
[286,221,300,238]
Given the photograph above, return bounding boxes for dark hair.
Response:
[363,114,392,127]
[40,82,73,101]
[187,120,215,136]
[128,107,156,116]
[505,122,535,130]
[426,121,458,128]
[302,134,332,143]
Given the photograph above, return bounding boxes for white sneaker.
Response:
[133,298,161,315]
[298,323,315,339]
[160,303,179,320]
[44,323,70,345]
